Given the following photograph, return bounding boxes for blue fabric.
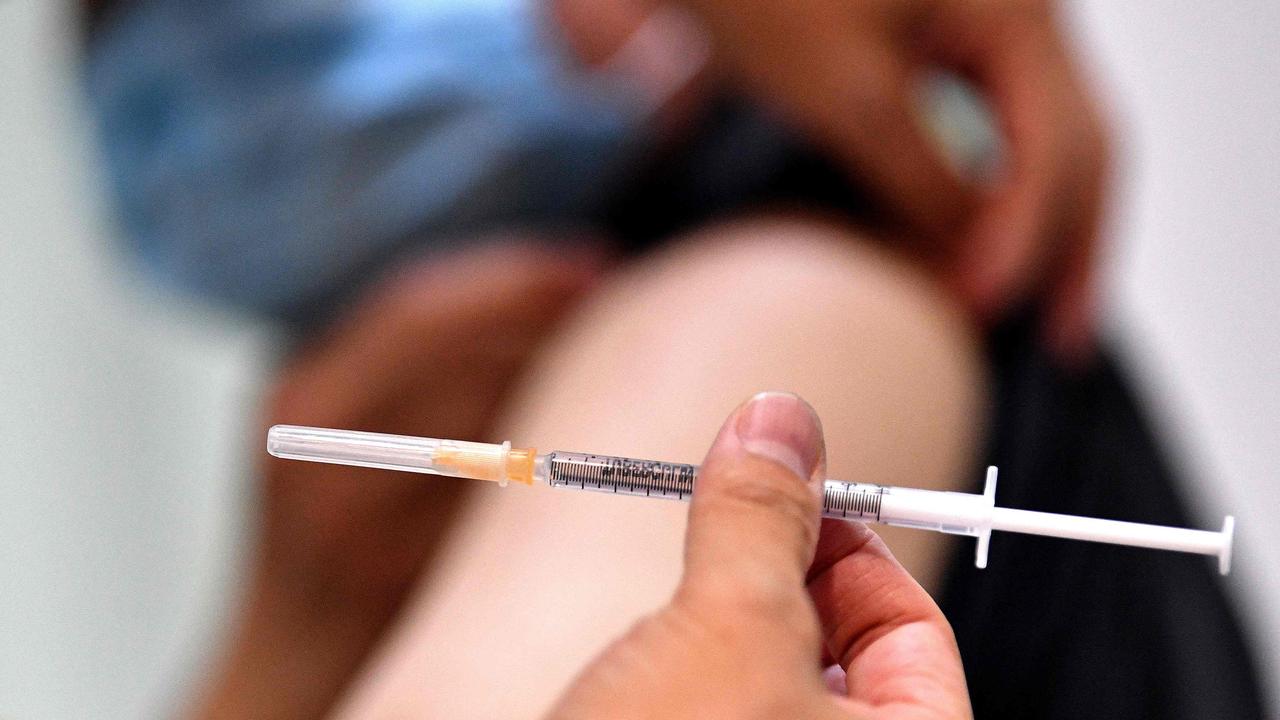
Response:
[85,0,652,320]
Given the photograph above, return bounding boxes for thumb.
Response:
[680,392,827,609]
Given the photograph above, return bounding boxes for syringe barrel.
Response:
[542,451,697,499]
[540,452,989,536]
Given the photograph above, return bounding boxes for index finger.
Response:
[926,8,1086,321]
[808,42,978,244]
[684,0,977,244]
[808,520,972,718]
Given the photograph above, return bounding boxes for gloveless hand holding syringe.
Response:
[266,424,1235,575]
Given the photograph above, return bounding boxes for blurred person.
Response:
[79,0,1267,718]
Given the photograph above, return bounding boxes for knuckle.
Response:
[841,87,897,135]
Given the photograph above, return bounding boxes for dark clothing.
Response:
[945,315,1268,719]
[607,100,1270,719]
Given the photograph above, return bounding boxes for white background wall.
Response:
[0,4,273,716]
[0,1,1275,717]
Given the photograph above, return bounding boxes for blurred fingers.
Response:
[683,0,976,244]
[927,7,1064,317]
[921,1,1111,363]
[927,3,1109,367]
[808,40,977,245]
[1042,124,1108,364]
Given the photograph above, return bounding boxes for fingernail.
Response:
[734,392,824,482]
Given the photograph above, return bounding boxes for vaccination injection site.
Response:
[3,1,1278,719]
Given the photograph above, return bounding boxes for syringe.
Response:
[266,425,1235,574]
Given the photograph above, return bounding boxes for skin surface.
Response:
[332,218,984,719]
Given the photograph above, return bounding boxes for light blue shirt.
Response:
[86,0,653,321]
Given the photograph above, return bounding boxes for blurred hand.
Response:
[556,0,1109,362]
[548,392,971,720]
[925,1,1110,363]
[682,0,1109,361]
